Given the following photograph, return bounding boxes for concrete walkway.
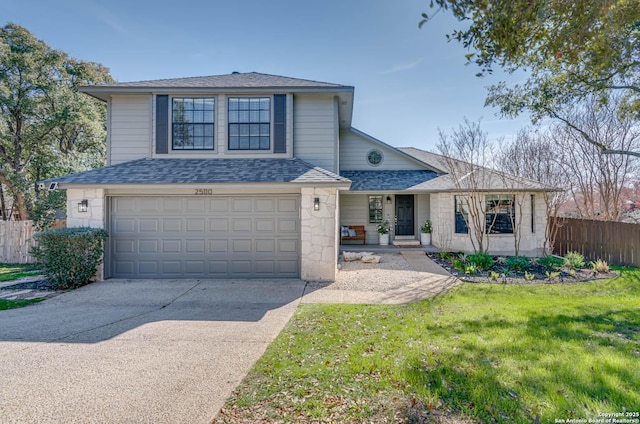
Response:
[0,279,306,424]
[301,251,460,305]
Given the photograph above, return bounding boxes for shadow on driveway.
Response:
[0,278,308,423]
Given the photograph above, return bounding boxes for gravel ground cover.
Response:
[307,253,427,292]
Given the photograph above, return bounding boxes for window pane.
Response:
[238,99,249,110]
[239,136,249,149]
[229,111,238,123]
[229,136,239,150]
[229,124,239,136]
[229,99,238,110]
[260,124,269,135]
[260,136,270,149]
[250,137,259,150]
[250,124,259,136]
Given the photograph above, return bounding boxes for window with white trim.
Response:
[172,97,215,150]
[228,97,271,150]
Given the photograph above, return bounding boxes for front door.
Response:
[395,195,414,236]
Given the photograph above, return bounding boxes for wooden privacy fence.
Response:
[0,220,66,263]
[553,217,640,268]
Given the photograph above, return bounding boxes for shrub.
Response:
[31,227,109,290]
[524,271,535,280]
[467,252,495,270]
[505,255,531,271]
[591,259,610,273]
[489,271,500,281]
[564,251,586,269]
[537,255,564,271]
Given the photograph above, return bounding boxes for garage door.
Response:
[108,195,300,278]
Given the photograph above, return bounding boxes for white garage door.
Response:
[108,195,300,278]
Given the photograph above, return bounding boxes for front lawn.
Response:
[215,269,640,423]
[0,298,44,310]
[0,263,40,282]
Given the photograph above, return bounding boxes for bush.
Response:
[31,227,109,290]
[505,255,531,271]
[564,251,586,269]
[537,255,564,271]
[467,252,495,270]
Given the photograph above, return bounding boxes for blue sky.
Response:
[5,0,530,150]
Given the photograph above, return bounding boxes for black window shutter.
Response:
[273,94,286,153]
[156,95,169,154]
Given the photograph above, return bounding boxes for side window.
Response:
[369,195,383,223]
[455,196,469,234]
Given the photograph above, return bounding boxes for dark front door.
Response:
[395,195,414,236]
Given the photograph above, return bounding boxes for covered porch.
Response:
[338,191,432,246]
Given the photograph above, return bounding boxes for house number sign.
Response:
[194,189,213,195]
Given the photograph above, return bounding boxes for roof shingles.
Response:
[49,158,350,186]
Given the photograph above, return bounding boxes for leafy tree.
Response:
[0,23,112,220]
[421,0,640,156]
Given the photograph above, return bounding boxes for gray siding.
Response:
[110,95,152,165]
[293,93,338,172]
[339,129,422,171]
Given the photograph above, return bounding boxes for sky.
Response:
[3,0,532,151]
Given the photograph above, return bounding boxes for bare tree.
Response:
[553,95,639,221]
[438,118,496,253]
[497,130,566,255]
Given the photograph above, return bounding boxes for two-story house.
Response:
[49,72,549,281]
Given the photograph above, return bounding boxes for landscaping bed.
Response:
[427,251,617,284]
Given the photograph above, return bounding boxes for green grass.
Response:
[0,263,40,282]
[217,269,640,423]
[0,298,44,310]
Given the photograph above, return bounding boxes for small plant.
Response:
[419,219,432,233]
[524,271,535,280]
[489,271,500,281]
[564,251,585,269]
[545,271,561,280]
[377,220,390,234]
[464,264,477,274]
[437,252,451,261]
[568,268,577,277]
[537,255,564,271]
[505,255,531,271]
[590,259,610,273]
[453,259,465,271]
[467,252,495,270]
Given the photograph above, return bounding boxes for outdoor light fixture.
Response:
[386,196,392,204]
[313,197,320,211]
[78,199,88,213]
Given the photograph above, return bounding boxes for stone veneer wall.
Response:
[66,188,106,280]
[300,187,339,281]
[430,192,547,256]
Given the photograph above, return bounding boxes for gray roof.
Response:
[83,72,351,90]
[398,147,554,192]
[340,170,438,191]
[48,158,351,186]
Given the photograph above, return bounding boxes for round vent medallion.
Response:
[367,149,383,166]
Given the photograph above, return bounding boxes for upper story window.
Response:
[228,97,270,150]
[172,97,215,150]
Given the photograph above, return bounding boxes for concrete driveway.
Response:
[0,279,306,423]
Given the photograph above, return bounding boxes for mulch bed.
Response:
[427,253,618,284]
